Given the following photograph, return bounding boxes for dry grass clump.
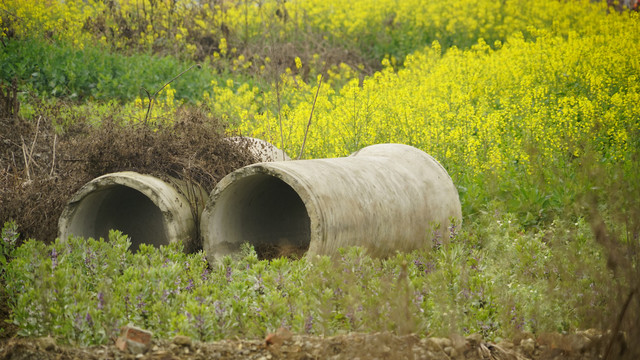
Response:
[0,93,256,243]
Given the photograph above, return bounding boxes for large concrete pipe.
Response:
[200,144,462,262]
[58,172,205,252]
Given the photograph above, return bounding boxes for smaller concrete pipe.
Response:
[58,172,204,252]
[201,144,462,263]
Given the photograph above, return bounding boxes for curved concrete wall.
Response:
[201,144,462,262]
[58,172,204,252]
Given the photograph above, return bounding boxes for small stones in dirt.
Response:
[37,336,57,351]
[466,333,483,346]
[172,336,192,348]
[521,337,536,356]
[0,329,621,360]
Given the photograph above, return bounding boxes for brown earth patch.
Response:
[0,329,626,360]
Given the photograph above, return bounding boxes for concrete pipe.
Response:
[58,171,206,252]
[200,144,462,262]
[225,136,290,162]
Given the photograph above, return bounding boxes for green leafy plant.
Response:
[2,216,614,345]
[0,221,19,278]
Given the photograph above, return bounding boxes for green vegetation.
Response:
[0,0,638,352]
[0,218,611,345]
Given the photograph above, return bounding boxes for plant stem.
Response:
[297,74,323,160]
[142,63,201,124]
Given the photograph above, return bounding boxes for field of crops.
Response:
[1,0,639,356]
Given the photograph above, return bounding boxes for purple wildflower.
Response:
[136,294,147,315]
[86,312,94,327]
[50,248,58,269]
[413,258,436,275]
[84,249,96,271]
[304,314,314,334]
[225,266,232,282]
[449,222,458,240]
[74,313,83,329]
[201,268,210,281]
[185,278,194,292]
[432,229,442,250]
[97,292,105,310]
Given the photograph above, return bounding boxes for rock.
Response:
[537,333,563,349]
[579,328,601,341]
[265,327,293,347]
[115,325,153,354]
[512,332,534,346]
[521,338,535,355]
[430,337,452,350]
[567,333,591,352]
[37,336,56,351]
[450,333,466,352]
[497,340,514,350]
[487,343,518,360]
[466,333,483,346]
[444,346,454,356]
[172,335,192,347]
[425,338,444,352]
[448,346,459,358]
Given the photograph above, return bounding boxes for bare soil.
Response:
[0,329,624,360]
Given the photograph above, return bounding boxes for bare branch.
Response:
[297,74,323,160]
[142,63,201,124]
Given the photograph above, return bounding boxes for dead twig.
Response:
[50,133,57,177]
[20,116,43,181]
[20,137,30,181]
[27,116,42,168]
[297,73,323,160]
[141,64,201,124]
[275,75,286,161]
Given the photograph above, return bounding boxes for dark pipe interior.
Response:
[66,185,168,251]
[212,174,311,259]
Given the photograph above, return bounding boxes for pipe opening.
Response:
[206,174,310,260]
[65,185,169,252]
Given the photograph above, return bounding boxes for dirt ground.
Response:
[0,328,624,360]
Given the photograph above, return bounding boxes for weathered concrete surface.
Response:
[201,144,462,262]
[226,136,290,162]
[58,171,204,252]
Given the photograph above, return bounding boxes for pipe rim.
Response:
[201,162,323,262]
[59,171,197,249]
